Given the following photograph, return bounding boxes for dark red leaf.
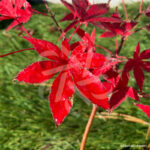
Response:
[60,13,74,22]
[140,49,150,59]
[133,66,144,90]
[110,88,128,110]
[103,69,120,87]
[87,17,121,23]
[99,32,116,38]
[61,0,74,13]
[141,61,150,72]
[134,42,140,58]
[72,0,89,9]
[87,4,109,16]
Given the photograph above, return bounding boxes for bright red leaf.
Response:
[49,71,74,125]
[0,0,33,31]
[136,104,150,118]
[16,37,109,125]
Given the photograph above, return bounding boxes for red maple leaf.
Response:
[109,72,139,110]
[99,21,137,39]
[99,9,137,39]
[75,28,96,52]
[136,104,150,118]
[15,37,109,125]
[122,42,150,90]
[60,0,121,37]
[0,0,33,31]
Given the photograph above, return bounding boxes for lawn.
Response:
[0,1,150,150]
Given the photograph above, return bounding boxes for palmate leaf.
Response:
[16,37,109,125]
[60,0,121,38]
[122,43,150,90]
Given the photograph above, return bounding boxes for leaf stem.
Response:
[122,0,128,20]
[80,105,98,150]
[116,37,125,55]
[139,0,143,13]
[0,48,34,58]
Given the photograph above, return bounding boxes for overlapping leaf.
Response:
[16,37,109,125]
[61,0,121,37]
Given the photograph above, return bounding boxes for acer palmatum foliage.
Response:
[0,0,150,128]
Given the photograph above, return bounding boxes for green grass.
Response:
[0,2,150,150]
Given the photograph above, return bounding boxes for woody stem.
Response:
[80,105,98,150]
[116,37,125,55]
[42,0,62,33]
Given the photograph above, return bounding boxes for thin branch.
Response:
[43,0,62,33]
[0,48,34,58]
[69,23,81,41]
[122,0,128,20]
[32,9,49,16]
[16,20,32,37]
[115,37,118,56]
[116,37,125,55]
[139,0,143,13]
[80,105,98,150]
[134,13,142,20]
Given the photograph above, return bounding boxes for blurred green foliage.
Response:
[0,2,150,150]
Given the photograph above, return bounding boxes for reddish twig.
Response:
[0,48,34,58]
[16,19,32,37]
[42,0,62,33]
[80,105,98,150]
[32,9,49,16]
[122,0,128,20]
[139,0,143,13]
[69,23,81,41]
[116,37,125,55]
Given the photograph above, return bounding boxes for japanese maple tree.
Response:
[0,0,150,149]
